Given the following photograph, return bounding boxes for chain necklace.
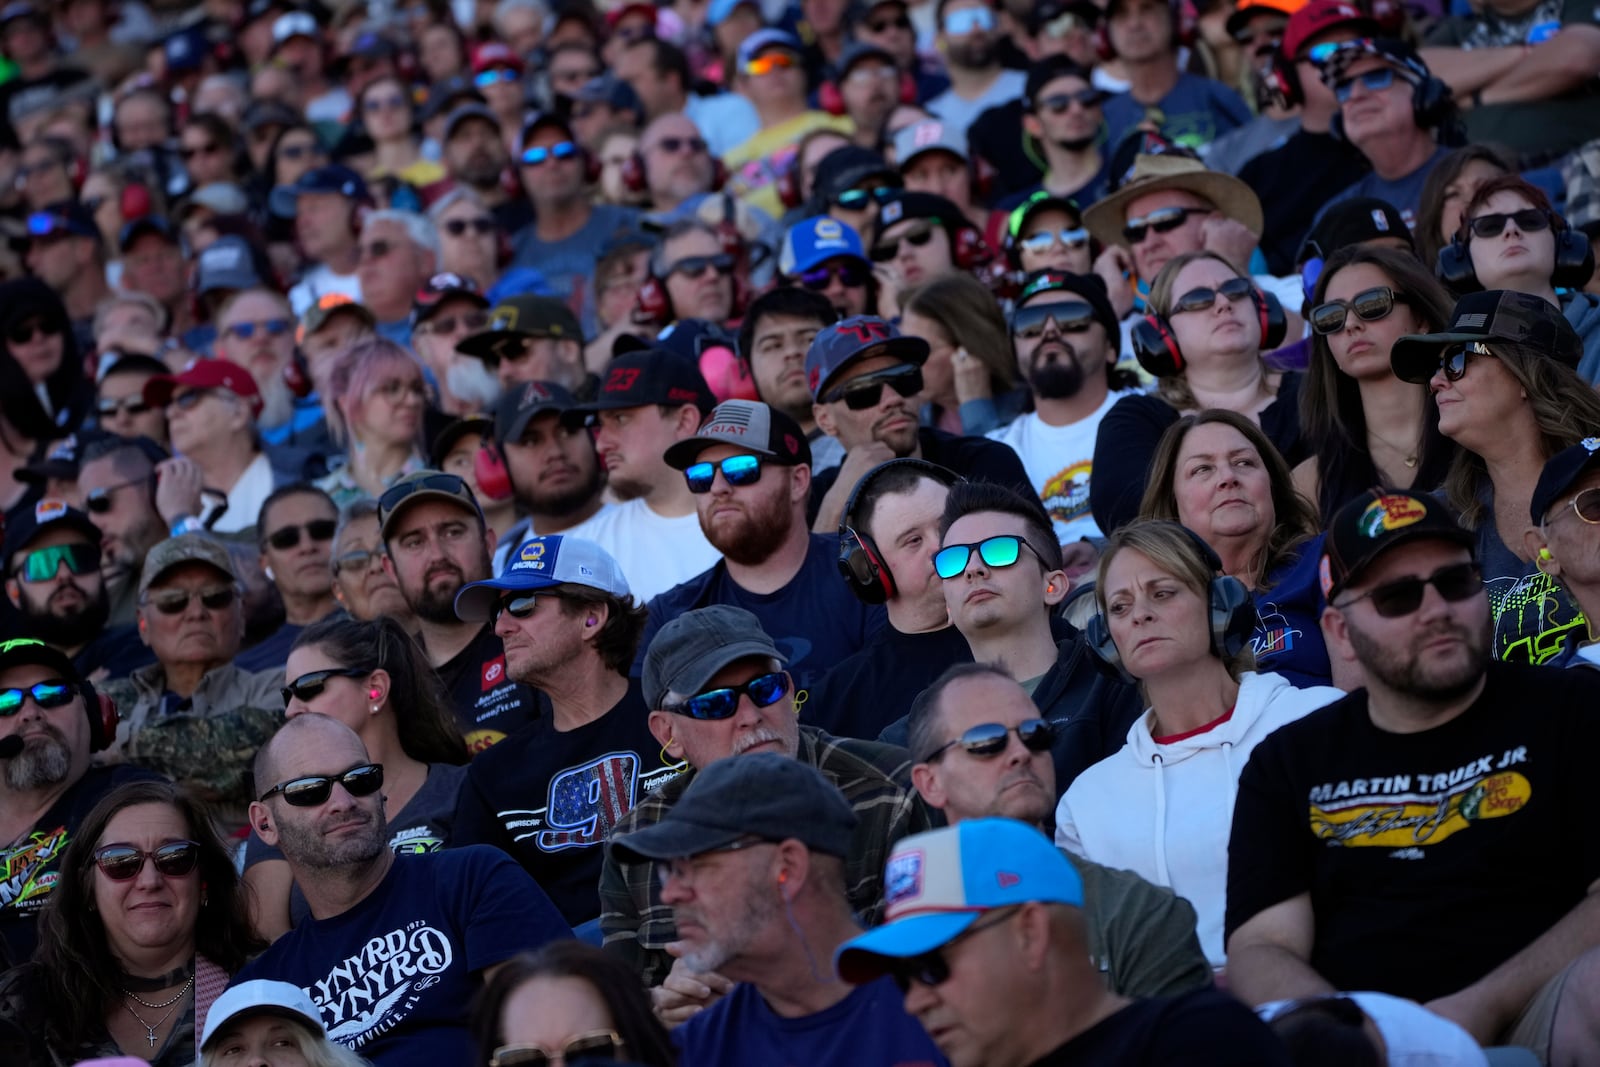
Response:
[1367,426,1418,469]
[122,975,193,1049]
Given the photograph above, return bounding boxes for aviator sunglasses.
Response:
[922,719,1056,762]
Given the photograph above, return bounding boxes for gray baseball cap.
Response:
[139,533,239,594]
[642,605,786,710]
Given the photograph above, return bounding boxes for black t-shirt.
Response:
[806,624,974,740]
[74,623,156,682]
[451,677,681,926]
[1029,988,1292,1066]
[1239,130,1369,276]
[809,427,1033,526]
[1226,661,1600,1002]
[432,623,541,753]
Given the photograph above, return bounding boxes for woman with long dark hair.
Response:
[1415,144,1512,277]
[899,273,1025,434]
[0,278,90,516]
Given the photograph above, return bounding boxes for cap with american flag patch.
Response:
[1390,289,1582,384]
[663,399,812,470]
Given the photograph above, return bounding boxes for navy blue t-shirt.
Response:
[1314,144,1452,231]
[1102,73,1252,155]
[231,846,569,1067]
[1252,534,1334,689]
[675,975,947,1067]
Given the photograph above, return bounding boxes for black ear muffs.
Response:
[838,458,961,604]
[1438,216,1597,293]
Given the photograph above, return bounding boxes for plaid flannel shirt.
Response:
[599,726,928,987]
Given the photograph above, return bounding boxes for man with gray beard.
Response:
[235,714,566,1067]
[0,639,160,969]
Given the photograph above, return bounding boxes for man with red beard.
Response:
[638,400,887,695]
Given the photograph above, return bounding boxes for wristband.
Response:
[170,515,204,538]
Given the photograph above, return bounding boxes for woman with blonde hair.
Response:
[315,338,429,505]
[899,272,1025,435]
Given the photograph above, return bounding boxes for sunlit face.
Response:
[1101,547,1213,679]
[899,309,954,402]
[282,641,371,734]
[502,411,603,516]
[900,904,1032,1067]
[648,654,801,768]
[913,672,1054,823]
[492,587,585,683]
[79,455,163,583]
[941,510,1058,638]
[1106,0,1173,62]
[1016,207,1091,275]
[1029,74,1101,149]
[640,114,714,206]
[93,802,202,968]
[217,291,296,389]
[661,228,734,322]
[0,662,90,791]
[253,719,387,870]
[382,499,494,625]
[139,561,244,668]
[121,232,188,307]
[360,76,414,142]
[593,405,682,501]
[1467,189,1557,291]
[798,132,851,201]
[518,124,586,202]
[1319,261,1424,381]
[260,491,338,600]
[1171,421,1274,547]
[167,387,249,457]
[1428,343,1527,450]
[356,221,433,318]
[863,477,949,618]
[1334,56,1415,147]
[7,526,106,634]
[179,124,233,185]
[1123,188,1212,281]
[748,314,823,424]
[273,129,326,188]
[5,310,64,383]
[1164,257,1260,365]
[877,217,953,285]
[815,354,921,455]
[436,200,499,284]
[901,150,969,207]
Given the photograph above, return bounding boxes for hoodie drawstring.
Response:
[1151,751,1170,885]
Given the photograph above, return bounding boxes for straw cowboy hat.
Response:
[1082,152,1265,250]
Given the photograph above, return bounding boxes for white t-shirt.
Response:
[289,263,363,317]
[564,499,724,603]
[986,390,1128,545]
[211,452,275,535]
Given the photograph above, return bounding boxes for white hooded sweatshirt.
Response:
[1054,671,1343,966]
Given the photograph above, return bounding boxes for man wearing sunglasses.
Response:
[356,210,445,347]
[240,713,568,1066]
[1527,438,1600,668]
[216,288,328,448]
[235,486,342,674]
[635,113,722,216]
[410,273,497,418]
[654,220,738,326]
[904,662,1212,999]
[602,605,925,995]
[612,753,942,1064]
[1009,57,1109,211]
[440,105,534,239]
[835,41,903,152]
[1227,489,1600,1059]
[76,435,171,626]
[778,217,873,320]
[25,201,110,353]
[812,145,901,250]
[1099,0,1251,155]
[458,293,593,398]
[927,0,1026,143]
[0,638,161,970]
[807,316,1030,534]
[94,354,171,446]
[837,820,1287,1065]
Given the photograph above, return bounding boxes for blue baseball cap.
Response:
[738,28,802,68]
[707,0,759,24]
[1532,437,1600,524]
[834,819,1085,985]
[779,216,868,277]
[454,535,631,621]
[805,315,929,400]
[269,165,369,218]
[28,201,99,242]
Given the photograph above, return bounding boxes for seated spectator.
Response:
[0,780,263,1065]
[650,220,738,327]
[850,0,950,104]
[1294,245,1458,520]
[409,273,495,418]
[836,821,1292,1065]
[1099,0,1251,153]
[474,942,676,1067]
[356,73,445,187]
[430,188,515,306]
[1139,411,1338,687]
[869,192,984,319]
[356,210,443,346]
[433,414,519,551]
[199,979,368,1067]
[437,106,533,243]
[1090,251,1302,533]
[458,294,592,397]
[1527,439,1600,668]
[1391,290,1600,664]
[1416,144,1515,278]
[1060,519,1342,966]
[811,146,901,250]
[613,754,943,1065]
[94,353,170,446]
[1226,488,1600,1061]
[1004,193,1095,278]
[835,41,902,152]
[242,614,468,940]
[296,295,377,392]
[634,113,722,216]
[906,662,1213,996]
[900,273,1026,437]
[236,713,569,1067]
[25,201,111,351]
[600,605,926,992]
[1011,58,1111,210]
[614,37,759,159]
[276,166,367,318]
[316,339,429,506]
[740,288,843,472]
[488,383,606,563]
[0,278,92,513]
[926,0,1028,142]
[76,435,170,624]
[328,499,415,630]
[234,485,342,673]
[777,217,873,320]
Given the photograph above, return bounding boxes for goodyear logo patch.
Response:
[1357,494,1426,538]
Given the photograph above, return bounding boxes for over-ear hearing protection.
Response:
[1084,522,1258,683]
[1436,210,1596,294]
[838,459,962,604]
[818,68,919,116]
[633,202,753,328]
[474,439,514,502]
[1132,284,1286,378]
[81,679,118,753]
[1328,67,1454,143]
[620,148,727,197]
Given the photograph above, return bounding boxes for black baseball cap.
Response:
[412,272,489,327]
[1531,437,1600,524]
[663,399,812,469]
[14,431,104,487]
[494,379,579,444]
[563,351,716,425]
[3,497,101,563]
[119,215,180,252]
[0,637,80,685]
[28,201,99,242]
[1298,197,1412,263]
[456,295,584,363]
[269,164,370,218]
[1013,270,1119,341]
[1391,290,1583,384]
[1319,488,1475,601]
[428,414,494,469]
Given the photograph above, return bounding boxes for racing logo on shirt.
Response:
[312,925,454,1049]
[1356,494,1426,538]
[463,728,508,755]
[1041,460,1092,528]
[1306,747,1530,852]
[1250,601,1302,662]
[496,756,680,851]
[0,826,68,911]
[482,656,506,690]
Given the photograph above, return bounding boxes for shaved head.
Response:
[253,713,368,798]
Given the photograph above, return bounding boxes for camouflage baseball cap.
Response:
[139,533,240,595]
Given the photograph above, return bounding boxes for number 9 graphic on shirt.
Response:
[538,753,641,852]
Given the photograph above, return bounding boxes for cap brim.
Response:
[834,912,982,984]
[814,336,930,399]
[14,460,76,485]
[1389,331,1485,384]
[142,374,181,409]
[609,817,746,865]
[662,639,789,700]
[0,639,78,682]
[663,435,777,470]
[456,329,530,362]
[453,574,561,622]
[379,489,479,539]
[1329,524,1477,600]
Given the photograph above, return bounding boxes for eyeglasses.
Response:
[0,681,75,716]
[887,906,1020,993]
[474,67,519,87]
[93,841,201,881]
[265,519,338,551]
[260,762,385,806]
[1011,300,1096,340]
[277,143,318,161]
[8,318,63,345]
[422,311,491,335]
[85,477,150,514]
[358,239,394,261]
[1309,286,1407,335]
[332,548,383,575]
[668,253,735,279]
[1122,206,1206,244]
[1037,89,1104,114]
[1438,340,1495,382]
[685,453,763,493]
[651,135,708,155]
[142,584,238,615]
[179,142,219,160]
[374,377,427,401]
[1333,67,1397,103]
[834,185,898,211]
[96,396,152,418]
[490,1031,626,1067]
[871,222,937,262]
[1019,226,1089,255]
[362,94,410,113]
[943,7,995,34]
[1169,276,1254,315]
[824,364,923,410]
[521,140,580,167]
[922,718,1055,762]
[224,318,292,341]
[867,14,912,31]
[1336,561,1482,618]
[662,671,790,720]
[491,593,540,622]
[934,534,1044,580]
[744,50,798,76]
[1467,208,1551,239]
[281,666,370,708]
[797,261,869,290]
[1551,487,1600,527]
[443,217,496,237]
[14,542,101,582]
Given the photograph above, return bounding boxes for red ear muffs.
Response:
[474,441,514,501]
[284,352,312,398]
[633,275,672,327]
[121,181,153,222]
[622,151,647,194]
[818,80,845,116]
[1132,313,1183,377]
[700,343,759,403]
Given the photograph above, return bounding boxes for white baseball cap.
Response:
[200,980,326,1051]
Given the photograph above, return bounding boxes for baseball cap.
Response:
[118,215,179,252]
[455,534,630,621]
[271,10,319,47]
[0,637,79,685]
[494,379,578,443]
[471,41,524,75]
[707,0,759,25]
[143,358,264,419]
[413,272,489,327]
[892,121,969,170]
[139,533,240,595]
[269,165,369,218]
[834,819,1086,984]
[1024,55,1098,109]
[518,111,579,150]
[377,470,485,540]
[456,295,583,363]
[1283,0,1379,58]
[610,753,858,863]
[200,980,326,1051]
[27,201,98,242]
[1225,0,1305,38]
[664,399,811,469]
[779,216,868,277]
[0,1,45,27]
[14,431,98,486]
[564,351,716,423]
[1013,270,1120,342]
[1319,37,1430,87]
[813,145,898,206]
[806,315,930,400]
[837,40,895,78]
[1390,290,1583,385]
[1318,488,1475,601]
[642,604,786,710]
[163,24,210,73]
[297,292,375,345]
[1298,197,1412,263]
[180,183,250,219]
[2,498,100,563]
[875,190,968,239]
[738,27,802,68]
[570,73,643,115]
[1028,0,1100,34]
[1007,192,1084,245]
[192,235,266,295]
[428,413,494,470]
[241,98,299,133]
[1531,437,1600,524]
[444,103,500,141]
[421,77,485,124]
[100,353,173,382]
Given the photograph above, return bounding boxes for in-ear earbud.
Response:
[1539,548,1554,561]
[1047,582,1057,593]
[369,688,381,699]
[778,870,787,884]
[587,617,596,625]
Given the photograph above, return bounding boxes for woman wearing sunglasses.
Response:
[899,273,1025,435]
[1389,291,1600,667]
[0,779,263,1067]
[0,279,91,519]
[1090,250,1300,533]
[355,74,445,189]
[316,339,431,506]
[1295,245,1457,521]
[473,941,676,1067]
[1057,520,1343,968]
[241,615,467,940]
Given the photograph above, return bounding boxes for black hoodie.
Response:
[0,278,91,445]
